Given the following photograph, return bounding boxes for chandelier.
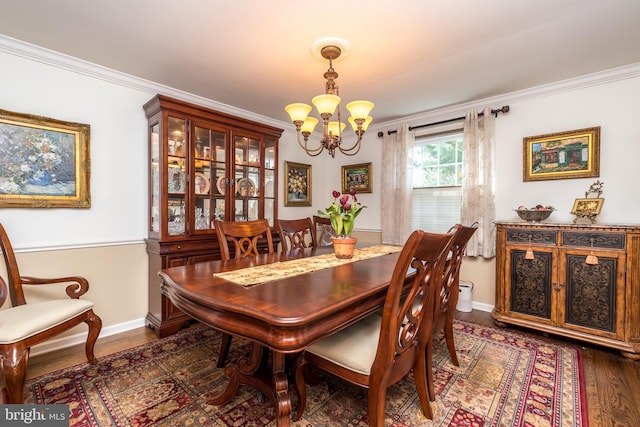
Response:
[285,44,374,158]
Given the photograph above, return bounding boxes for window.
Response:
[411,131,463,233]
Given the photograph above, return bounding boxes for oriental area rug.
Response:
[15,320,588,426]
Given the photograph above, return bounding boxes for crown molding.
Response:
[372,61,640,133]
[0,35,286,129]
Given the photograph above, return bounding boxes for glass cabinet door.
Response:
[192,123,227,231]
[146,95,281,242]
[150,122,160,235]
[233,135,261,223]
[264,138,277,226]
[167,116,187,236]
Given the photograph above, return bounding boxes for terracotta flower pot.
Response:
[332,236,357,259]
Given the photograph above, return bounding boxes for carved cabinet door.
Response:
[558,248,626,340]
[505,245,557,323]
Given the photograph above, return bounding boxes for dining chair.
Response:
[292,229,455,425]
[438,222,479,363]
[0,223,102,404]
[312,215,335,247]
[277,217,317,252]
[213,218,275,367]
[425,222,478,400]
[214,218,274,260]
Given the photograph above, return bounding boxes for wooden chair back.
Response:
[214,219,274,260]
[439,222,479,326]
[425,221,479,399]
[277,217,317,252]
[0,222,102,404]
[212,218,275,367]
[312,215,335,246]
[293,229,455,424]
[0,222,27,306]
[373,230,454,381]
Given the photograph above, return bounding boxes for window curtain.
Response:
[461,107,496,257]
[381,124,414,245]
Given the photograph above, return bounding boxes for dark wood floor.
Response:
[23,310,640,426]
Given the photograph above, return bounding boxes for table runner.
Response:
[214,244,402,287]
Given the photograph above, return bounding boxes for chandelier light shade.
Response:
[284,103,312,122]
[285,43,374,157]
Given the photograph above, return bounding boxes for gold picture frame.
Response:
[342,162,372,194]
[523,126,600,182]
[571,197,604,215]
[0,108,90,208]
[284,161,311,206]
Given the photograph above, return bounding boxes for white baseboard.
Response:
[30,317,147,357]
[472,302,494,313]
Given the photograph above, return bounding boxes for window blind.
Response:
[412,187,461,233]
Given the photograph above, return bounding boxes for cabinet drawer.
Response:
[562,231,625,250]
[505,228,557,246]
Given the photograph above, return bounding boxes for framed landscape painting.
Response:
[0,108,91,207]
[342,162,372,193]
[523,126,600,182]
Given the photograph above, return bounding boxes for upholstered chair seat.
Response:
[304,314,381,376]
[0,299,94,344]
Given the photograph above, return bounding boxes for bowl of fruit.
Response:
[514,205,556,222]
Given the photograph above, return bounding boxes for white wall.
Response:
[494,76,640,224]
[372,67,640,228]
[0,47,149,248]
[277,129,382,233]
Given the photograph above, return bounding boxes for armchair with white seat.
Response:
[0,223,102,404]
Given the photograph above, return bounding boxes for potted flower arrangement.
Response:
[317,189,366,258]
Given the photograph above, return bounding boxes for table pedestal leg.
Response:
[207,343,292,427]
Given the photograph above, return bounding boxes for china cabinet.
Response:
[492,221,640,359]
[144,95,283,337]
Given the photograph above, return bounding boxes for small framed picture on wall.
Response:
[342,162,372,193]
[284,161,311,206]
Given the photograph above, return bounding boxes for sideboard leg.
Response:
[620,351,640,361]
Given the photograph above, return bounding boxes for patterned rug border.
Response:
[450,319,589,427]
[15,319,589,426]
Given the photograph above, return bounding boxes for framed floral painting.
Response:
[284,161,311,206]
[0,108,91,208]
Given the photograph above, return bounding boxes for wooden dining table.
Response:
[159,244,404,426]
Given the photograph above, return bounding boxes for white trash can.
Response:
[456,281,474,312]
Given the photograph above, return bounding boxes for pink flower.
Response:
[317,190,367,237]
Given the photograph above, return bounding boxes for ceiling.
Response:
[2,1,640,124]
